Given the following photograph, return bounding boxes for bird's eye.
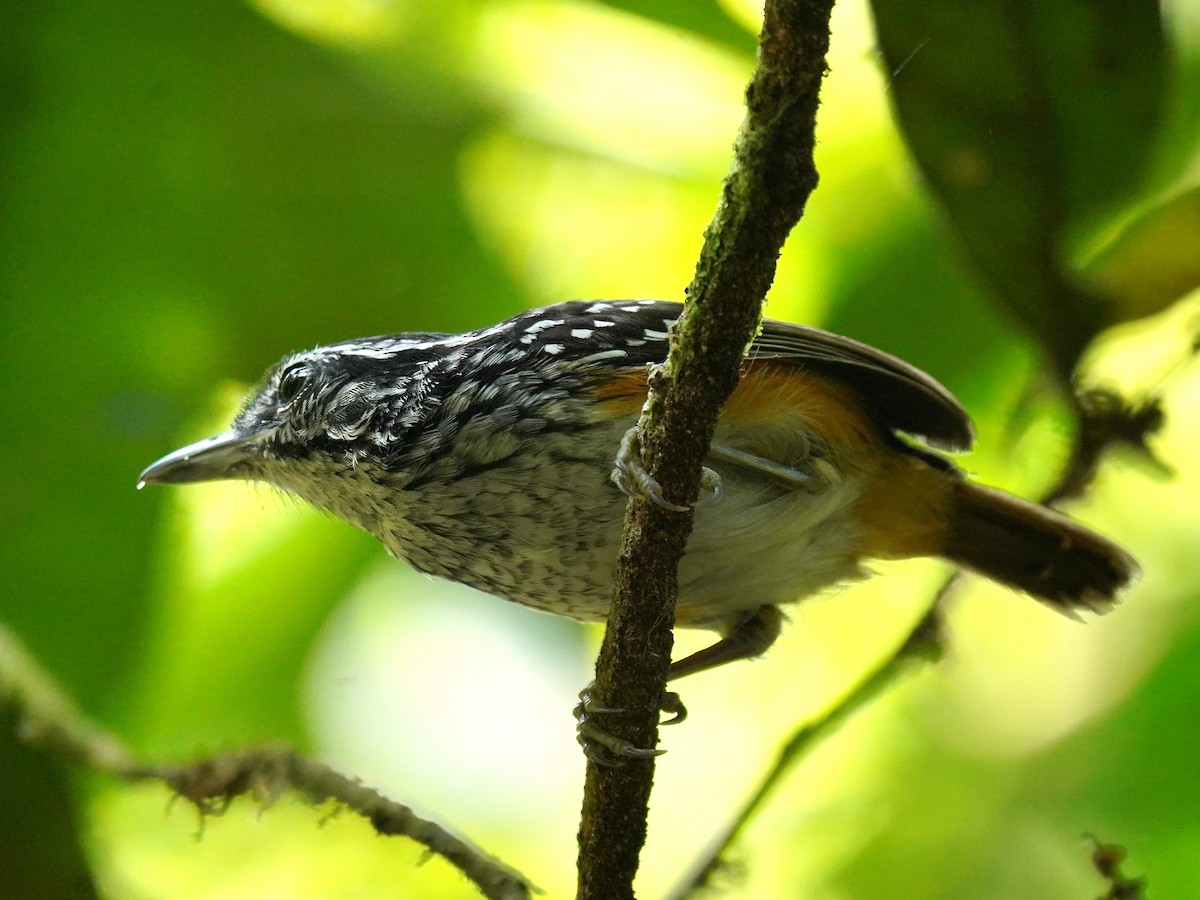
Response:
[276,364,308,404]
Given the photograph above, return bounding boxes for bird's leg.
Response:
[576,606,783,762]
[667,605,785,681]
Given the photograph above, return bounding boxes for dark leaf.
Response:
[871,0,1168,371]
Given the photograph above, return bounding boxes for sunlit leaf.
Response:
[596,0,755,52]
[1084,184,1200,321]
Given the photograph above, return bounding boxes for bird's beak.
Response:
[138,432,257,488]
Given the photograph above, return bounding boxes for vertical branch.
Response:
[575,2,837,897]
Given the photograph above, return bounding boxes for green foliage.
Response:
[872,0,1168,371]
[1,0,1198,897]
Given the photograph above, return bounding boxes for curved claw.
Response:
[575,683,674,764]
[696,467,724,506]
[611,427,724,511]
[659,691,688,726]
[611,427,688,512]
[575,686,624,717]
[577,721,666,765]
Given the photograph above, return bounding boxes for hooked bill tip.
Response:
[137,432,249,487]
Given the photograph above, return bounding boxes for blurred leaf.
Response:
[871,0,1168,371]
[0,0,529,880]
[1032,602,1200,899]
[593,0,756,54]
[0,718,95,899]
[471,0,749,180]
[822,206,1034,407]
[133,494,377,754]
[1084,184,1200,320]
[2,0,1198,896]
[0,0,523,722]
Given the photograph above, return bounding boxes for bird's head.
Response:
[138,336,451,498]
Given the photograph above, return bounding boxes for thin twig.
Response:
[668,602,947,899]
[0,623,534,900]
[575,1,837,897]
[669,389,1160,897]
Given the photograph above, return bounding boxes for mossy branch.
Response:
[575,2,837,897]
[0,623,534,900]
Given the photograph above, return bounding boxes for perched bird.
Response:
[141,300,1137,719]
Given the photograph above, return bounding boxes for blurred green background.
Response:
[2,0,1200,897]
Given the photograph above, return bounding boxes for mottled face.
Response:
[138,333,460,493]
[232,349,396,469]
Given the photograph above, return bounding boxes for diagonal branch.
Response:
[0,622,534,900]
[575,1,837,897]
[668,390,1161,898]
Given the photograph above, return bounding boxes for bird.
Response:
[140,300,1138,748]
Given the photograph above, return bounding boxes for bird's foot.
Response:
[575,684,688,765]
[611,427,723,511]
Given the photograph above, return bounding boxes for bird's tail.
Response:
[942,480,1138,616]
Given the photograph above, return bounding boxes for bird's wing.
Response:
[749,318,974,451]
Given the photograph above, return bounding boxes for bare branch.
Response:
[0,623,534,900]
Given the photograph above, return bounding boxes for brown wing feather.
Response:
[750,319,974,451]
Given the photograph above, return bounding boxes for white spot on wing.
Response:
[524,318,564,335]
